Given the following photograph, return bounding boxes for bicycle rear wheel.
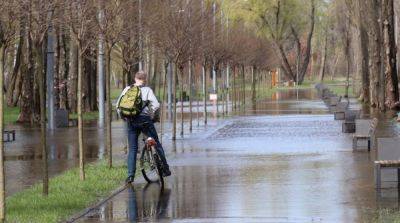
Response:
[140,146,164,187]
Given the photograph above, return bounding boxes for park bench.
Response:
[336,109,358,121]
[331,101,348,114]
[329,96,342,107]
[352,118,378,151]
[334,110,346,120]
[374,160,400,189]
[342,110,360,133]
[68,119,78,127]
[322,90,335,100]
[315,83,324,92]
[3,130,15,142]
[375,138,400,189]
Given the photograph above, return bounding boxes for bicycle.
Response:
[139,136,165,188]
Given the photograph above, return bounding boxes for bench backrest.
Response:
[377,138,400,160]
[369,118,378,136]
[330,96,341,105]
[345,110,360,121]
[356,118,377,136]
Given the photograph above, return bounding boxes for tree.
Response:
[151,0,204,140]
[98,0,124,168]
[29,0,58,195]
[66,0,97,180]
[117,0,140,87]
[0,0,17,218]
[382,0,399,109]
[234,0,316,84]
[366,0,383,109]
[355,0,370,103]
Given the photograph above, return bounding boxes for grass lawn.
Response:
[111,88,123,101]
[254,81,314,100]
[373,209,400,223]
[69,111,99,121]
[4,106,19,125]
[6,161,127,223]
[329,85,354,97]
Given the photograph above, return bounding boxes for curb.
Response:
[64,176,147,223]
[64,183,127,223]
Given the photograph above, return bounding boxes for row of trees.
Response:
[345,0,399,110]
[305,0,400,110]
[226,0,317,85]
[0,0,277,220]
[2,0,398,220]
[232,0,400,111]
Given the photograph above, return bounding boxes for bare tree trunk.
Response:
[367,0,383,108]
[18,31,34,123]
[233,66,237,111]
[188,60,193,132]
[69,36,78,113]
[34,44,48,195]
[150,54,157,90]
[160,61,168,144]
[356,0,370,103]
[172,63,177,140]
[251,66,256,102]
[226,64,230,114]
[83,56,93,111]
[54,31,61,108]
[382,0,399,109]
[298,0,315,84]
[275,43,296,81]
[105,47,112,168]
[220,69,225,117]
[157,61,163,100]
[6,34,23,107]
[179,67,184,137]
[77,47,85,180]
[90,59,97,111]
[202,64,207,125]
[345,41,351,98]
[12,68,22,107]
[0,45,6,221]
[241,65,245,109]
[319,32,328,82]
[59,34,68,110]
[122,68,127,87]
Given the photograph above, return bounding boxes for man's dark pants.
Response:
[126,115,168,178]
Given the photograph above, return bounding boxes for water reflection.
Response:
[81,183,171,222]
[127,186,137,222]
[137,184,171,221]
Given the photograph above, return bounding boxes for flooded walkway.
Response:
[76,88,400,222]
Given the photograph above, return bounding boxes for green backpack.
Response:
[117,86,143,118]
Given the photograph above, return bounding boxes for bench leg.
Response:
[398,168,400,188]
[375,163,381,189]
[353,137,357,150]
[368,139,371,152]
[12,132,15,141]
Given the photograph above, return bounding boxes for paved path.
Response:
[77,108,400,222]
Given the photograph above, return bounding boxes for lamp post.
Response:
[98,3,105,128]
[139,0,143,70]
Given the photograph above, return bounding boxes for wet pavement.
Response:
[73,88,400,223]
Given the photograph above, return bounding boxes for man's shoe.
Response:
[125,176,134,184]
[163,167,171,177]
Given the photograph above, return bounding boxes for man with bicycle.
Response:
[116,71,171,184]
